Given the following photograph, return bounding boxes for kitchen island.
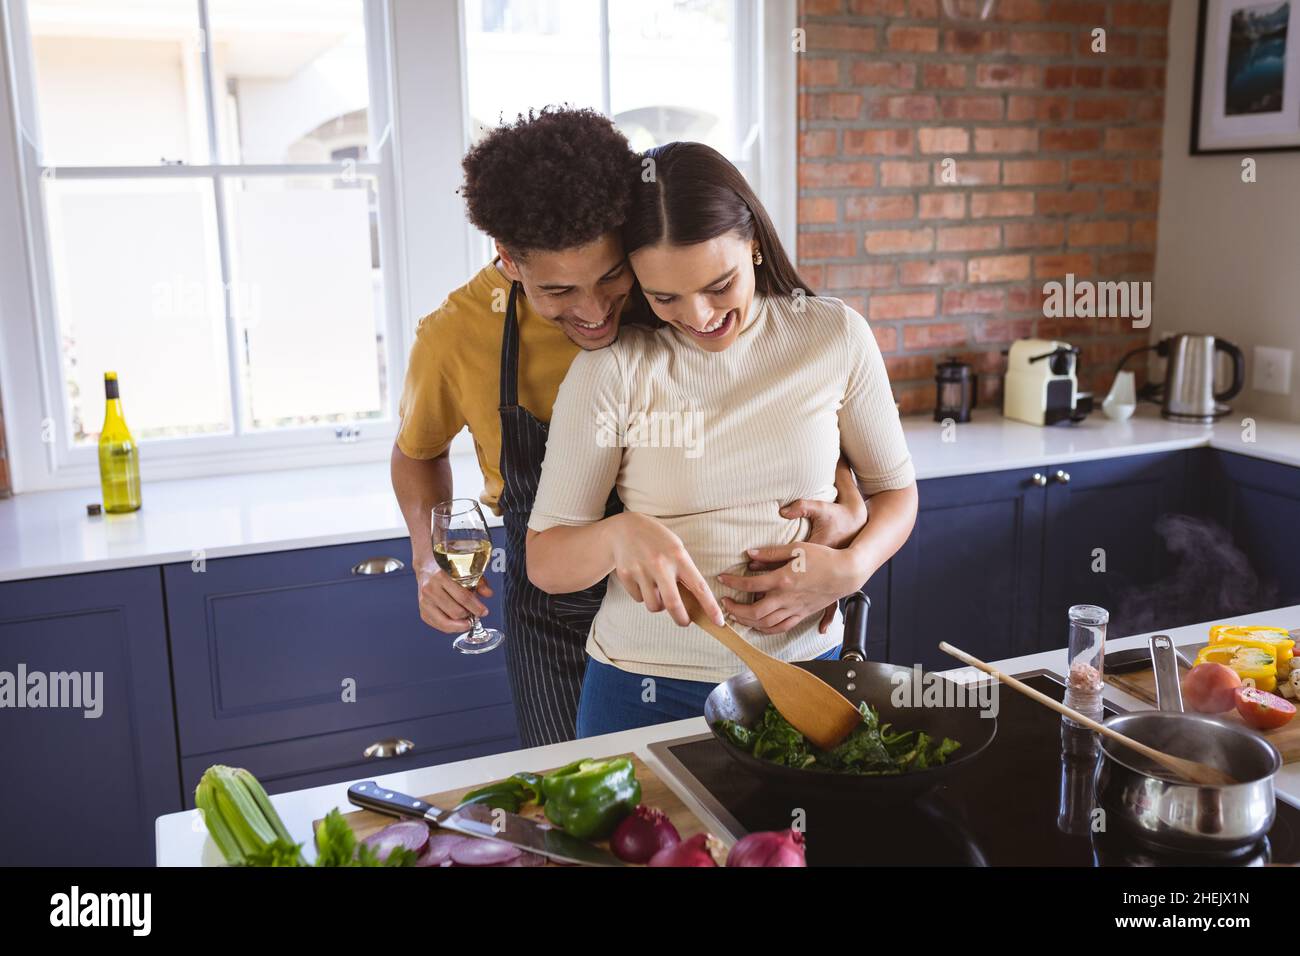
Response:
[156,604,1300,866]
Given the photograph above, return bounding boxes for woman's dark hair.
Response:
[461,107,639,256]
[623,142,814,297]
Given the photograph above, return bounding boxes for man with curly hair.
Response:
[390,108,645,746]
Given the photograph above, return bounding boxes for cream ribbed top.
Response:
[528,294,915,682]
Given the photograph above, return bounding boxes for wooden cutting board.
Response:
[1107,651,1300,764]
[319,754,715,865]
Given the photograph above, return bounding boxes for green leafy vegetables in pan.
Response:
[715,702,961,775]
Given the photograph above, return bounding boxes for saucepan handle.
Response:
[840,592,871,663]
[1148,634,1185,713]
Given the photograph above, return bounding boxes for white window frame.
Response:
[0,0,796,493]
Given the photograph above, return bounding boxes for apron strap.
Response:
[499,280,522,410]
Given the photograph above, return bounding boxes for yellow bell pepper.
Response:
[1208,625,1294,673]
[1196,643,1277,691]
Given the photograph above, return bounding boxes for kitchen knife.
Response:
[347,780,627,867]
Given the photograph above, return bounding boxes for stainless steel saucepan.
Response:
[1094,634,1281,854]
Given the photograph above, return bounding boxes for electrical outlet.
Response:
[1253,345,1293,395]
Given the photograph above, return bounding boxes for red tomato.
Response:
[1234,686,1296,731]
[1183,662,1242,714]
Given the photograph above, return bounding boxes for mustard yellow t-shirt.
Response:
[396,262,580,512]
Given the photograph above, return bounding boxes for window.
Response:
[459,0,783,287]
[0,0,795,490]
[3,0,398,481]
[464,0,753,173]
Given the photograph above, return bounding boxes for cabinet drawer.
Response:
[165,536,515,754]
[180,707,519,807]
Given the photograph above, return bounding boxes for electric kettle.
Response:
[1116,333,1245,423]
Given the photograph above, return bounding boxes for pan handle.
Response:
[1148,634,1185,713]
[840,592,871,663]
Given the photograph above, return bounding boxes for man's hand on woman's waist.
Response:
[717,540,867,636]
[718,456,870,636]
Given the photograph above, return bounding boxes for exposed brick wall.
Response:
[797,0,1169,414]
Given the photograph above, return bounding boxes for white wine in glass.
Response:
[432,498,504,654]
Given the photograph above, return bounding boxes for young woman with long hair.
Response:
[525,142,918,735]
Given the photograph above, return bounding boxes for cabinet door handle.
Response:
[1053,470,1071,485]
[364,737,414,759]
[1029,472,1047,487]
[351,557,405,575]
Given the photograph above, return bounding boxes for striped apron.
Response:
[497,281,622,747]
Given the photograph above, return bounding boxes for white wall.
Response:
[1154,0,1300,422]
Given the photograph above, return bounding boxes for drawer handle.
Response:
[352,556,405,575]
[1054,469,1071,485]
[364,737,414,759]
[1029,472,1047,487]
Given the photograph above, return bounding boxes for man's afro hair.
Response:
[460,107,639,255]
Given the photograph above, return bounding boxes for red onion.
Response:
[450,838,522,866]
[725,829,806,867]
[648,833,718,867]
[415,833,470,867]
[610,806,681,863]
[361,821,430,862]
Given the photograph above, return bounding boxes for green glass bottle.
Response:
[98,371,142,513]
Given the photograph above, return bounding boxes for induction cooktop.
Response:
[648,671,1300,866]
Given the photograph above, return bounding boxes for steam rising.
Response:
[1115,514,1277,635]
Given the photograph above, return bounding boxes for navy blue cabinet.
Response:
[888,467,1046,670]
[889,452,1192,669]
[165,536,518,801]
[1213,452,1300,608]
[0,567,181,866]
[1038,452,1187,643]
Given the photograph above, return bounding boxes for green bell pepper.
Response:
[456,771,547,814]
[541,757,642,840]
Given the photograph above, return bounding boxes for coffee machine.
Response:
[1003,339,1094,426]
[1116,333,1244,423]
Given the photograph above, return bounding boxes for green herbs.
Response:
[716,702,961,776]
[240,809,418,868]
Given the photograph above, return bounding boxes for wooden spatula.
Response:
[938,641,1237,786]
[679,586,861,750]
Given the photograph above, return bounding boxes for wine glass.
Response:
[432,498,504,654]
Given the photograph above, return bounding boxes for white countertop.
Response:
[156,604,1300,866]
[908,405,1300,479]
[4,406,1298,583]
[0,452,495,583]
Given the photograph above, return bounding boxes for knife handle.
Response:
[347,780,444,823]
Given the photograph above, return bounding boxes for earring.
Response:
[752,248,764,266]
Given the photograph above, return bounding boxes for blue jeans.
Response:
[575,645,841,738]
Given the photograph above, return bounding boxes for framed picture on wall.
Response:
[1191,0,1300,153]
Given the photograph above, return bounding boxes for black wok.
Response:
[704,592,997,799]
